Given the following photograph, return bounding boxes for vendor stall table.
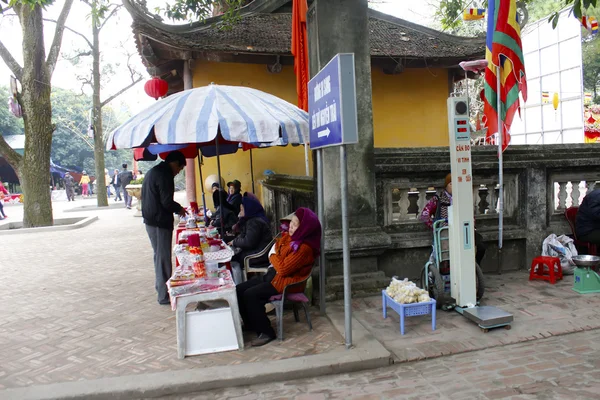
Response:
[168,270,243,359]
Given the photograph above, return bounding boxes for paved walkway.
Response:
[0,197,343,390]
[162,328,600,399]
[4,196,600,399]
[351,269,600,363]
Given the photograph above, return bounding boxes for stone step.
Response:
[326,276,390,294]
[326,271,387,285]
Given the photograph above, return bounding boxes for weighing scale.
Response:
[572,255,600,294]
[446,96,514,332]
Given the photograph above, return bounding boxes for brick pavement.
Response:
[0,198,343,390]
[349,270,600,363]
[157,329,600,399]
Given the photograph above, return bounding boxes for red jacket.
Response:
[269,233,314,293]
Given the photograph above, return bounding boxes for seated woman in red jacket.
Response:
[236,207,321,347]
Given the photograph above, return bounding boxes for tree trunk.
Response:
[18,4,53,227]
[92,6,108,207]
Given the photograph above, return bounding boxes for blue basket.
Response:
[382,290,436,335]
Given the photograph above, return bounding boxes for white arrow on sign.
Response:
[317,127,331,138]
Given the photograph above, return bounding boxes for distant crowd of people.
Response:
[62,163,142,208]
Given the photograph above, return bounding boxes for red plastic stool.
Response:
[529,256,563,284]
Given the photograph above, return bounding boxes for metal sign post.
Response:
[309,53,358,349]
[316,148,326,315]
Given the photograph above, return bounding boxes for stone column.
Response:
[307,0,390,276]
[183,59,197,206]
[525,167,547,266]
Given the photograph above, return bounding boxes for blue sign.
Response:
[308,53,358,150]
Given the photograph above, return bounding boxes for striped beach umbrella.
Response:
[106,83,309,151]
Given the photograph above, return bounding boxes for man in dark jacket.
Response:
[119,163,134,209]
[227,179,243,214]
[576,189,600,245]
[142,151,187,305]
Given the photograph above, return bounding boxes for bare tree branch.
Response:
[99,4,123,31]
[0,134,23,169]
[45,18,93,49]
[101,76,143,108]
[47,0,75,77]
[55,117,94,150]
[62,50,93,62]
[0,40,23,80]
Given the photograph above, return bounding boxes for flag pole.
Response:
[496,65,504,274]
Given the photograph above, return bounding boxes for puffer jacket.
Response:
[576,189,600,237]
[232,217,273,266]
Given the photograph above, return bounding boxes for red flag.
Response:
[292,0,309,111]
[482,0,527,152]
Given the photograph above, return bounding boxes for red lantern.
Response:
[144,77,168,100]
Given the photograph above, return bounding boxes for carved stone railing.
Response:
[260,174,314,233]
[261,144,600,281]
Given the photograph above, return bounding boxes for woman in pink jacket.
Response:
[0,180,9,219]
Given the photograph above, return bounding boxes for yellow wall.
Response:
[193,62,312,206]
[192,61,450,205]
[372,67,450,147]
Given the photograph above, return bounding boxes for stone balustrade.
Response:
[261,144,600,282]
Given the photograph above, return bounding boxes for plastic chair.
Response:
[242,233,281,281]
[564,207,597,255]
[268,272,313,341]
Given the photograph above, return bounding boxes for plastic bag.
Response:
[542,234,578,275]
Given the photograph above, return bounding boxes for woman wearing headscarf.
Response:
[419,173,486,266]
[210,188,238,236]
[236,207,321,347]
[228,195,273,284]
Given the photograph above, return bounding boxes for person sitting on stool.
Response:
[576,188,600,246]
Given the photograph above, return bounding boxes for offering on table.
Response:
[189,246,206,278]
[186,219,197,229]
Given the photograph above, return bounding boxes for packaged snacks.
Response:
[385,278,431,304]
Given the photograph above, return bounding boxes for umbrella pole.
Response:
[304,144,309,176]
[250,148,255,194]
[197,150,207,220]
[216,139,225,237]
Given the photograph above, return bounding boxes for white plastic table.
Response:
[169,270,243,359]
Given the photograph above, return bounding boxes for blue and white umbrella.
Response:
[106,84,309,150]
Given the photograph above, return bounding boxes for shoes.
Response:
[158,299,170,305]
[126,206,132,209]
[251,333,275,347]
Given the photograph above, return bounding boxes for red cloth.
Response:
[292,0,309,111]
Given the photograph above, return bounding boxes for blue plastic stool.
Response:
[382,290,436,335]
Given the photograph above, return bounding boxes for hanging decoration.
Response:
[585,105,600,143]
[578,15,598,36]
[463,8,485,20]
[8,75,22,118]
[144,77,169,100]
[585,92,593,104]
[552,92,559,111]
[542,91,550,103]
[8,96,21,118]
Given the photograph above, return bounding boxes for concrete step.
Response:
[326,271,387,285]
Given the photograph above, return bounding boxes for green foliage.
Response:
[583,34,600,97]
[6,0,54,9]
[50,88,131,174]
[435,0,596,31]
[0,86,24,136]
[156,0,248,25]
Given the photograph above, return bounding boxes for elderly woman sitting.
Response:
[236,207,321,347]
[228,195,273,284]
